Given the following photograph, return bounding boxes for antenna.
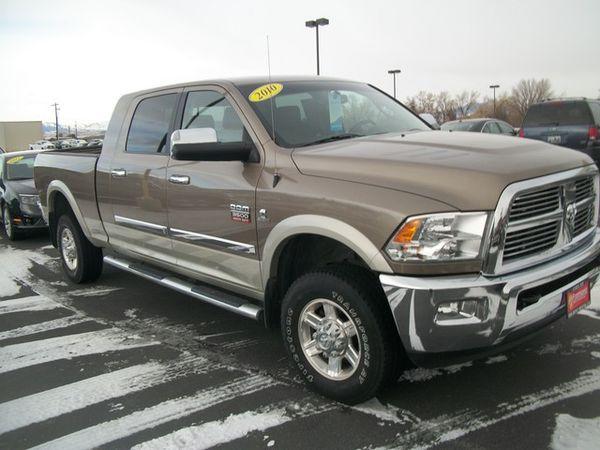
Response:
[266,35,280,187]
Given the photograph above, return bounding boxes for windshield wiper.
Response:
[299,133,364,147]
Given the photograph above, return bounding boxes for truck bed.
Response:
[35,148,108,246]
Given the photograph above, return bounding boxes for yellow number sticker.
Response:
[6,156,24,164]
[248,83,283,102]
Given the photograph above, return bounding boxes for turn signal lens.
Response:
[393,219,422,244]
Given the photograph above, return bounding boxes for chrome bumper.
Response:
[380,228,600,356]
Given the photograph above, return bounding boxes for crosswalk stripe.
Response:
[31,374,278,450]
[132,400,334,450]
[0,296,61,315]
[0,354,213,434]
[0,328,158,374]
[0,315,91,342]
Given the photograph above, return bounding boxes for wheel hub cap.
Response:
[61,228,78,271]
[315,321,348,357]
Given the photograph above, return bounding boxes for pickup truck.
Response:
[35,76,600,404]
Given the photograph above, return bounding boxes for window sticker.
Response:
[248,83,283,102]
[6,156,24,164]
[329,90,344,133]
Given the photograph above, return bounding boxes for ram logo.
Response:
[230,204,251,224]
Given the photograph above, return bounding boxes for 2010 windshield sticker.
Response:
[6,156,24,164]
[248,83,283,102]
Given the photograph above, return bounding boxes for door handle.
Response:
[169,175,190,185]
[111,169,127,178]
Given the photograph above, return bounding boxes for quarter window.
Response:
[182,91,248,143]
[126,94,178,154]
[483,122,501,134]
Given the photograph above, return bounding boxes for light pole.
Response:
[51,103,60,140]
[305,18,329,75]
[489,84,500,117]
[388,69,401,98]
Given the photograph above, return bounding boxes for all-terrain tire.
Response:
[56,213,103,283]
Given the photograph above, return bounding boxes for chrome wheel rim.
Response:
[3,209,11,236]
[60,228,78,271]
[298,298,361,381]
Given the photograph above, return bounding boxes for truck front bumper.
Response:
[380,229,600,363]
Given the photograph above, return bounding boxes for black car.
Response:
[0,150,47,240]
[520,98,600,165]
[441,118,517,135]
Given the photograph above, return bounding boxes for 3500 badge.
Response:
[230,204,251,224]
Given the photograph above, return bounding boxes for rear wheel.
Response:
[2,205,19,241]
[56,214,103,283]
[281,266,400,404]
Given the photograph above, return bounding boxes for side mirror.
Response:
[170,129,256,162]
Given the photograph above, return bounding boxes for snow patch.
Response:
[69,287,122,297]
[354,398,420,425]
[399,368,443,382]
[0,275,22,298]
[551,414,600,450]
[0,295,61,314]
[124,308,138,319]
[538,343,561,355]
[486,355,508,365]
[133,407,290,450]
[0,314,89,341]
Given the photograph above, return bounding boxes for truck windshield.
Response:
[236,81,429,148]
[5,155,36,180]
[523,101,593,127]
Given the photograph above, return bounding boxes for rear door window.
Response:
[589,102,600,125]
[523,102,593,127]
[482,122,501,133]
[126,94,178,154]
[497,121,514,134]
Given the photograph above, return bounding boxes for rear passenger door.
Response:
[106,90,180,264]
[166,86,264,294]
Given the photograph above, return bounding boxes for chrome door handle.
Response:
[169,175,190,185]
[111,169,127,178]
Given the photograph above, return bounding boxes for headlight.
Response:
[385,212,489,262]
[19,194,40,207]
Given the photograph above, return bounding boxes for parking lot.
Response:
[0,233,598,449]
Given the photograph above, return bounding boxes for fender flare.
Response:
[260,214,393,287]
[46,180,94,242]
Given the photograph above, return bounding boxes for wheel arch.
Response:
[46,181,94,246]
[260,215,393,327]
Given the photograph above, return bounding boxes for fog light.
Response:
[435,299,488,326]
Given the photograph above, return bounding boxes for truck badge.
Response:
[230,204,251,224]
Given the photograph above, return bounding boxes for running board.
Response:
[103,255,263,321]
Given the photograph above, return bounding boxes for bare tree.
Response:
[454,91,480,118]
[435,91,457,124]
[510,78,553,122]
[405,91,436,115]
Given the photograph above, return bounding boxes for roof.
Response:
[538,97,598,104]
[0,149,46,158]
[122,75,359,98]
[444,118,489,125]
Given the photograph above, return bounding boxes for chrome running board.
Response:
[104,255,263,321]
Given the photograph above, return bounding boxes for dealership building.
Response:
[0,121,43,152]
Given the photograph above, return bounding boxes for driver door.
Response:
[166,86,264,294]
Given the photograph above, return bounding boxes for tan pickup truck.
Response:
[35,76,600,403]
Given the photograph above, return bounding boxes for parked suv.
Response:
[520,98,600,165]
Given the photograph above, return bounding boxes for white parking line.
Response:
[0,328,158,374]
[132,400,335,450]
[0,355,212,434]
[0,296,62,314]
[31,374,278,450]
[0,315,91,341]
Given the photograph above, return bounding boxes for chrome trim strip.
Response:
[113,215,168,236]
[104,255,262,320]
[169,227,256,255]
[484,165,599,276]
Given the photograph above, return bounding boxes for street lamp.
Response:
[489,84,500,117]
[388,69,401,99]
[305,17,329,75]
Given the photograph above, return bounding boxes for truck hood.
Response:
[291,131,594,210]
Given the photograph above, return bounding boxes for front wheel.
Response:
[56,214,103,283]
[281,266,400,404]
[3,205,19,241]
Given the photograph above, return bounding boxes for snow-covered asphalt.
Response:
[0,233,599,449]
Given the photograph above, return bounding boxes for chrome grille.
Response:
[500,173,598,266]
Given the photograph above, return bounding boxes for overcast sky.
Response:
[1,0,599,125]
